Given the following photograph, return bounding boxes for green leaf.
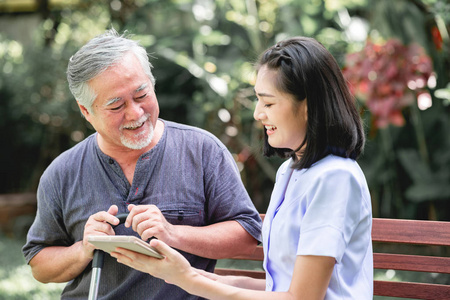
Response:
[397,149,432,183]
[405,182,450,203]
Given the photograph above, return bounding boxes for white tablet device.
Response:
[88,235,163,259]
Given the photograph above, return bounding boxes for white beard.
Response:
[120,114,154,150]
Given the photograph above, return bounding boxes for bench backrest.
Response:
[214,215,450,299]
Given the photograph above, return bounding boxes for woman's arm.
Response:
[112,239,335,300]
[194,268,266,290]
[287,255,335,299]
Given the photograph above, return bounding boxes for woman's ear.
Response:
[299,98,308,122]
[304,100,308,122]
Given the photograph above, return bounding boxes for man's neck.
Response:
[97,119,165,167]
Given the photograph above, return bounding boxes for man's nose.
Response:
[125,101,143,119]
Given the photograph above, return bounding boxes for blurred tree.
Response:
[346,0,450,220]
[0,0,448,219]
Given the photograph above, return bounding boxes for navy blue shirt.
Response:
[23,119,262,299]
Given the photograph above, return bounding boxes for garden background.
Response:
[0,0,449,299]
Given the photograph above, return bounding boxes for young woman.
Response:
[111,37,373,300]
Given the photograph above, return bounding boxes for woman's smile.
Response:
[264,124,277,135]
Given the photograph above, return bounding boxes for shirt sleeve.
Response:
[297,168,364,263]
[22,165,72,264]
[203,140,262,242]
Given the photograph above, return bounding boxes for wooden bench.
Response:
[0,193,37,236]
[215,214,450,299]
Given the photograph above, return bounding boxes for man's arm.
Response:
[29,241,91,283]
[126,205,258,259]
[168,220,258,259]
[29,205,121,283]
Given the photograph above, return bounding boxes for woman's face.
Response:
[253,65,307,152]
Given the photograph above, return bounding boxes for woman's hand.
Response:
[193,268,240,286]
[111,239,194,285]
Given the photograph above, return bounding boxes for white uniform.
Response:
[262,155,373,299]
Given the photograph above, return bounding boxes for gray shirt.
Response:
[23,119,262,299]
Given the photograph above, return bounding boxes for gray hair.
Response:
[67,28,155,113]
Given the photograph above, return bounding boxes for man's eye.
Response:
[264,104,273,108]
[110,105,123,111]
[136,93,147,100]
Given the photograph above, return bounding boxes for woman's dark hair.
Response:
[257,36,365,170]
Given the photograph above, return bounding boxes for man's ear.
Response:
[77,101,91,121]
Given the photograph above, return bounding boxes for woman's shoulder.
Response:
[278,155,361,180]
[313,154,360,171]
[302,155,366,184]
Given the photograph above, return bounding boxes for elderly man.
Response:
[23,29,261,299]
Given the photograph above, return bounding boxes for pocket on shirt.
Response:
[161,208,204,226]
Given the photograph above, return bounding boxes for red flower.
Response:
[343,39,433,129]
[431,26,443,51]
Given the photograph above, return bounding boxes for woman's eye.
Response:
[264,104,273,108]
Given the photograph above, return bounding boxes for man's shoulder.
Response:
[44,134,96,173]
[164,120,215,136]
[163,120,226,150]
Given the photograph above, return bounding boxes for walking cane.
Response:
[88,213,129,300]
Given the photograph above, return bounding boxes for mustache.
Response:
[120,114,150,130]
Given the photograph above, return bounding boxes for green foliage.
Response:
[0,3,449,299]
[353,0,450,220]
[0,234,64,299]
[0,0,449,219]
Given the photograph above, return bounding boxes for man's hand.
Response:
[125,204,257,260]
[82,205,120,259]
[125,204,175,244]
